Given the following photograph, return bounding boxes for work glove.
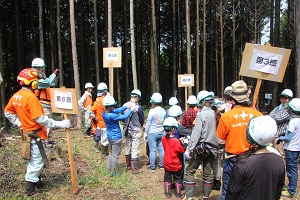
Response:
[53,69,60,76]
[57,120,71,128]
[276,139,283,145]
[13,118,22,128]
[184,149,191,160]
[143,133,148,142]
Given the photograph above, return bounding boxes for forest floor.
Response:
[0,127,299,200]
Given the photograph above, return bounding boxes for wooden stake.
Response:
[64,112,78,194]
[252,79,262,108]
[185,87,188,111]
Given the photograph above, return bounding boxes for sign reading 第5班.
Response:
[178,74,194,87]
[239,43,291,82]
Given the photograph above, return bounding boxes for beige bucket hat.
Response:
[229,80,251,103]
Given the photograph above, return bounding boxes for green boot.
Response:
[125,155,131,170]
[131,158,142,174]
[94,141,100,152]
[203,181,212,199]
[184,181,196,200]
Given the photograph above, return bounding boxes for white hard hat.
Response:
[288,98,300,114]
[131,89,141,98]
[169,97,178,106]
[85,82,94,89]
[163,117,178,128]
[187,95,197,105]
[168,105,183,117]
[102,95,117,106]
[197,90,213,104]
[224,86,232,94]
[97,82,108,91]
[280,89,293,99]
[247,116,277,146]
[31,58,46,68]
[150,93,163,104]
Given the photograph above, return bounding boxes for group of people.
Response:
[3,59,300,199]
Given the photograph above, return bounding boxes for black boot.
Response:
[36,176,45,189]
[125,155,131,170]
[25,181,36,196]
[131,158,142,174]
[164,182,172,199]
[212,179,221,190]
[101,145,109,158]
[175,183,183,199]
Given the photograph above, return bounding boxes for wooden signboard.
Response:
[178,74,194,110]
[103,47,122,68]
[240,43,291,82]
[239,43,291,107]
[49,87,78,194]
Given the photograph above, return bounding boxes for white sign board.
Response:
[103,47,122,68]
[178,74,194,87]
[54,91,73,110]
[249,49,283,75]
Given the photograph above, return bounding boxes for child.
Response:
[102,95,137,176]
[162,117,186,200]
[278,98,300,198]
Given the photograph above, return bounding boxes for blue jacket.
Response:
[102,106,132,140]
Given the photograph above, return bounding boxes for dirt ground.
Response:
[0,128,299,200]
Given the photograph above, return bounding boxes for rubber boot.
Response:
[212,179,221,190]
[175,183,183,199]
[36,175,45,189]
[125,155,131,170]
[94,141,100,152]
[101,145,108,159]
[184,181,196,200]
[164,182,172,199]
[202,182,212,199]
[131,158,143,174]
[25,181,36,196]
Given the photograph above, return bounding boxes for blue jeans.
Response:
[148,132,165,169]
[220,156,236,200]
[285,149,300,195]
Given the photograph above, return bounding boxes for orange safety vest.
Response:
[83,93,93,108]
[35,88,51,105]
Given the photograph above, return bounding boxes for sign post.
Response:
[178,74,194,110]
[50,87,79,194]
[103,47,122,97]
[239,43,291,108]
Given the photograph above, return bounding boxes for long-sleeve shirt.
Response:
[102,106,132,140]
[280,118,300,151]
[226,152,285,200]
[123,101,144,132]
[145,106,166,134]
[182,107,197,129]
[188,106,219,156]
[89,96,106,128]
[269,104,291,137]
[78,91,93,112]
[162,136,185,171]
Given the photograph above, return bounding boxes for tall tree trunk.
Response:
[38,0,45,59]
[220,0,224,96]
[69,0,81,128]
[270,0,274,45]
[150,0,159,92]
[57,0,63,86]
[232,0,237,82]
[296,0,300,97]
[124,1,129,100]
[94,0,100,84]
[272,0,280,108]
[130,0,138,89]
[172,0,177,95]
[50,1,56,71]
[0,25,7,129]
[15,0,24,72]
[195,0,200,93]
[186,0,192,96]
[108,0,114,96]
[202,0,207,89]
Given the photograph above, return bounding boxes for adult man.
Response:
[32,58,59,145]
[269,89,293,157]
[89,82,109,156]
[4,68,71,195]
[123,89,144,174]
[216,80,262,200]
[78,82,94,136]
[184,90,219,199]
[182,95,198,130]
[226,116,285,200]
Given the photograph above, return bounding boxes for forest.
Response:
[0,0,300,128]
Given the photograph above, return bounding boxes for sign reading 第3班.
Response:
[54,91,73,110]
[249,49,283,75]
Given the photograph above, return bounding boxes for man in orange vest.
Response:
[78,82,94,136]
[32,58,59,146]
[4,68,70,195]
